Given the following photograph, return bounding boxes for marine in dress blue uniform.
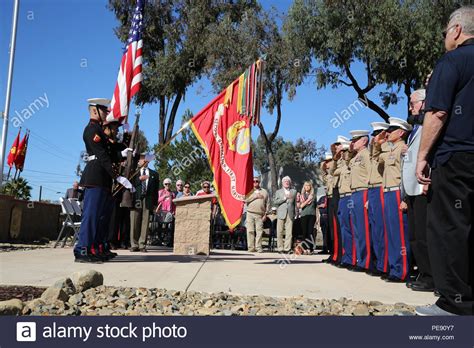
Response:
[367,122,390,276]
[336,140,356,269]
[74,98,132,263]
[377,117,412,282]
[328,136,350,265]
[348,130,373,271]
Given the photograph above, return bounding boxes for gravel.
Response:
[6,285,416,316]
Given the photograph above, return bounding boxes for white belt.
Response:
[384,186,400,192]
[85,155,97,161]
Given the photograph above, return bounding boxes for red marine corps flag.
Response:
[7,128,21,169]
[190,60,264,228]
[14,130,30,172]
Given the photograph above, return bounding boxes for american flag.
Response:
[107,0,144,122]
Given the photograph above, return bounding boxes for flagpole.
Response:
[0,0,20,185]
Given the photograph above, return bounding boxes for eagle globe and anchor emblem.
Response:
[226,120,250,155]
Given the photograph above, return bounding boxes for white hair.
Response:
[449,6,474,36]
[282,176,292,183]
[411,89,426,101]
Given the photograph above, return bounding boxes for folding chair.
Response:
[69,198,82,216]
[54,197,81,248]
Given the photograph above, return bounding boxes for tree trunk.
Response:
[158,95,166,145]
[404,81,412,118]
[344,64,391,122]
[258,123,279,197]
[268,148,278,198]
[165,91,183,143]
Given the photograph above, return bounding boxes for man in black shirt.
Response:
[416,6,474,316]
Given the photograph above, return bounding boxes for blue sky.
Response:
[0,0,408,201]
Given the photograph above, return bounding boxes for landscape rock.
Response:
[41,287,69,303]
[68,293,84,306]
[352,303,370,316]
[52,277,76,296]
[71,270,104,292]
[0,299,24,315]
[13,282,417,317]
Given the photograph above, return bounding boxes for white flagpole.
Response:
[0,0,20,185]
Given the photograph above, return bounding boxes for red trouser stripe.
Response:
[332,215,339,261]
[363,190,371,269]
[395,190,408,280]
[350,216,356,266]
[380,186,389,273]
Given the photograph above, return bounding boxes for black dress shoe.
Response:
[411,282,435,292]
[380,273,390,280]
[75,254,103,264]
[336,263,349,269]
[104,250,117,259]
[349,266,365,272]
[318,250,330,255]
[385,276,405,283]
[96,253,111,261]
[366,269,384,276]
[434,289,441,297]
[130,247,139,252]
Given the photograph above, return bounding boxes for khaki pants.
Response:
[130,198,150,249]
[277,215,293,252]
[246,212,264,252]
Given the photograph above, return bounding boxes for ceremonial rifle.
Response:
[118,109,141,208]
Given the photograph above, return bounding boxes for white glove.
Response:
[116,176,133,189]
[121,148,133,158]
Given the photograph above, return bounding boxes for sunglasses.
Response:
[184,186,190,188]
[177,184,183,186]
[203,186,210,189]
[253,180,260,183]
[164,183,170,185]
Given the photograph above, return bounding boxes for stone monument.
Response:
[173,194,215,256]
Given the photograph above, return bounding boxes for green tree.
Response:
[108,0,261,145]
[207,8,302,194]
[285,0,464,121]
[153,110,212,193]
[293,138,326,169]
[253,136,326,176]
[1,177,32,200]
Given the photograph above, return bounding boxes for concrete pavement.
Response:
[0,247,436,306]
